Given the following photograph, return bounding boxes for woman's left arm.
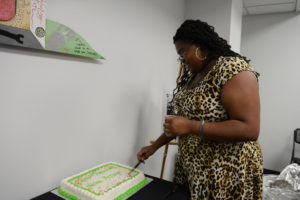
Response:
[164,71,260,142]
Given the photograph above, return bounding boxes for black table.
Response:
[31,175,190,200]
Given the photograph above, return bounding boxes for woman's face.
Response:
[175,40,207,74]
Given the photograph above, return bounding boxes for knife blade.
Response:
[129,160,142,175]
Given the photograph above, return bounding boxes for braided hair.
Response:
[172,19,250,94]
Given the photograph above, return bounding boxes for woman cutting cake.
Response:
[137,19,263,200]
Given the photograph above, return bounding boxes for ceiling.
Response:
[243,0,300,15]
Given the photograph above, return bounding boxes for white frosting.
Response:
[60,162,146,200]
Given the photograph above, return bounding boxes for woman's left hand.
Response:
[163,116,194,137]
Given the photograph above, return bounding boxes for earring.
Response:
[195,48,206,61]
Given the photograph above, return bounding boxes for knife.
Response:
[129,160,142,175]
[129,152,146,175]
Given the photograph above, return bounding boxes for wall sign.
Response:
[0,0,104,59]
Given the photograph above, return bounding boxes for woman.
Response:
[137,19,263,200]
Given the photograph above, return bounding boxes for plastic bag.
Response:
[263,163,300,200]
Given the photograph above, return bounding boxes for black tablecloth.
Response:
[31,175,190,200]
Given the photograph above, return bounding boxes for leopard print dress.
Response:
[172,56,263,200]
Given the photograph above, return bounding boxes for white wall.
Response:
[185,0,232,41]
[185,0,242,52]
[0,0,185,199]
[241,13,300,172]
[229,0,243,52]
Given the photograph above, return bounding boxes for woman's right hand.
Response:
[137,145,157,162]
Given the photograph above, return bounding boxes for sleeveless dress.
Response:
[172,56,263,200]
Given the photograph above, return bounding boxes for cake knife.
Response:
[129,160,142,175]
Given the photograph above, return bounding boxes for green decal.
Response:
[45,19,104,59]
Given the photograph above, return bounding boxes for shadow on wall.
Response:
[130,91,178,181]
[132,93,159,158]
[129,91,163,169]
[0,43,102,65]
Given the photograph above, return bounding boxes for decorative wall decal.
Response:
[45,19,103,59]
[0,0,104,59]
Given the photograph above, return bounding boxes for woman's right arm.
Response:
[137,133,175,161]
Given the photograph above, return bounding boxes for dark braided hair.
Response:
[172,19,250,95]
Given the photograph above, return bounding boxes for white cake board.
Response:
[51,177,153,200]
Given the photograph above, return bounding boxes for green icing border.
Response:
[58,187,80,200]
[58,177,147,200]
[114,178,147,200]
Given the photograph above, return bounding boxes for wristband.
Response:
[199,119,205,138]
